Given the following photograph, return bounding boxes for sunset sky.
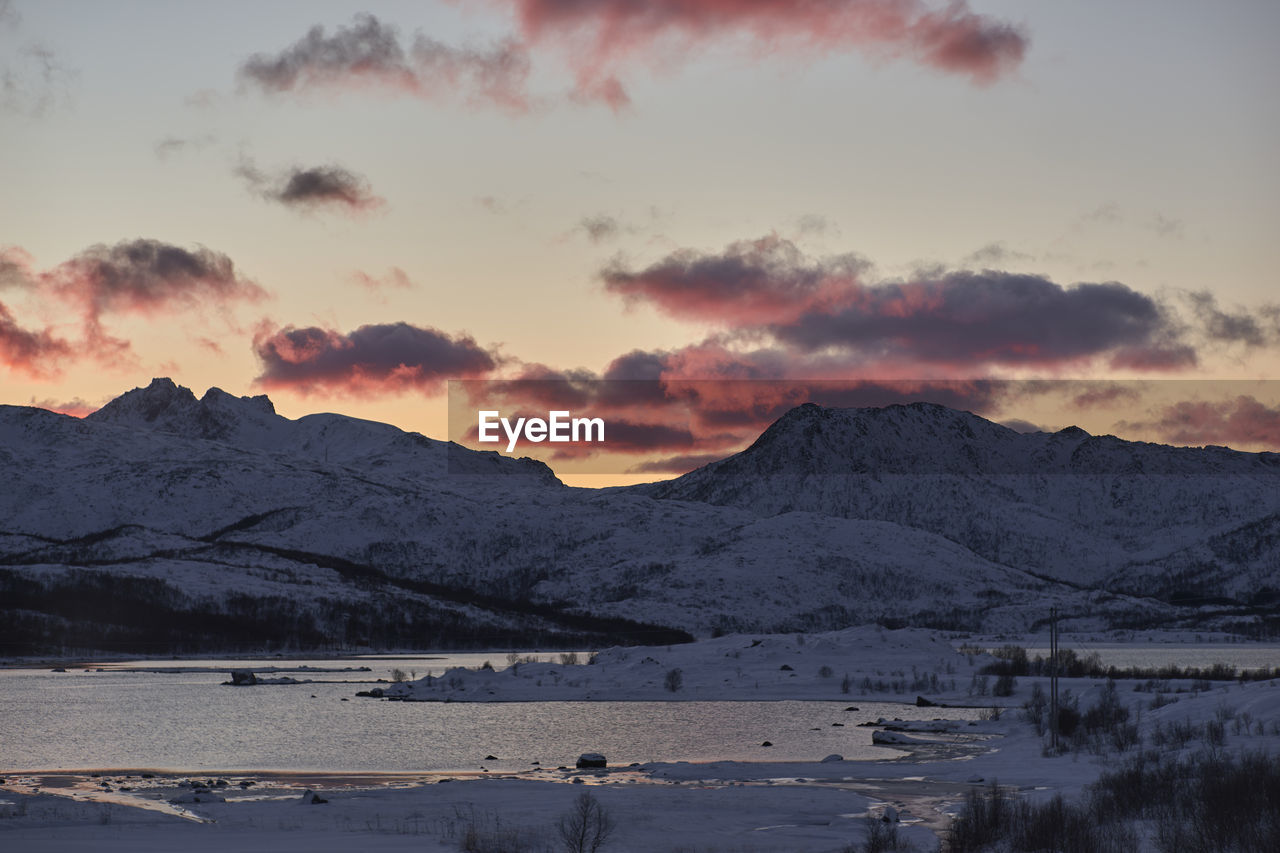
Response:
[3,0,1279,483]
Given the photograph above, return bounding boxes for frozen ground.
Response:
[380,626,989,704]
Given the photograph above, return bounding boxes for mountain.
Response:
[636,402,1280,603]
[1,382,1275,654]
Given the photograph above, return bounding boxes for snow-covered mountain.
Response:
[637,402,1280,602]
[1,381,1275,653]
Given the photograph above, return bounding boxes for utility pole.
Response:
[1049,607,1059,753]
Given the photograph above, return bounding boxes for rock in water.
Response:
[576,753,607,768]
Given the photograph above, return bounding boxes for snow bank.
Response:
[380,626,989,703]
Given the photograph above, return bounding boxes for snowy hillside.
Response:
[1,381,1275,653]
[638,402,1280,601]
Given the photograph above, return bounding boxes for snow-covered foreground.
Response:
[0,772,919,853]
[4,630,1279,851]
[4,674,1278,852]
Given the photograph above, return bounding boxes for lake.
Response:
[4,645,1275,774]
[0,653,968,773]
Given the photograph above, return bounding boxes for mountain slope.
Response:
[636,402,1280,596]
[2,383,1274,652]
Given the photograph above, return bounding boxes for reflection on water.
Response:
[0,658,975,772]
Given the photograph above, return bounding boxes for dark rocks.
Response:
[916,695,937,707]
[576,753,607,768]
[821,754,844,763]
[229,670,257,686]
[761,741,773,747]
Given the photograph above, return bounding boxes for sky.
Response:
[2,0,1279,484]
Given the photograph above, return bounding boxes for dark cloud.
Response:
[237,13,534,113]
[501,0,1028,106]
[45,239,267,327]
[770,271,1180,369]
[253,321,500,396]
[1107,343,1198,372]
[1121,395,1280,451]
[1186,291,1273,348]
[603,235,869,325]
[604,237,1188,372]
[237,158,384,214]
[1068,383,1142,409]
[0,300,72,378]
[2,239,264,369]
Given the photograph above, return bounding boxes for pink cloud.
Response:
[500,0,1028,106]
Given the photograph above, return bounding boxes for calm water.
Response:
[5,645,1274,773]
[0,654,967,773]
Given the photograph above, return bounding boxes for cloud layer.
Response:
[2,239,266,375]
[254,321,501,395]
[0,301,71,378]
[238,13,533,113]
[500,0,1029,106]
[603,236,1190,374]
[1125,395,1280,450]
[46,239,266,329]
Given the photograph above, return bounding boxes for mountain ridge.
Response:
[1,380,1276,652]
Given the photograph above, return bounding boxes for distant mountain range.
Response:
[1,379,1276,654]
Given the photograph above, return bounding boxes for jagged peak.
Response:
[86,379,282,442]
[87,377,199,424]
[201,386,276,416]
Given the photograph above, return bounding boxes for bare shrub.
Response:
[846,815,915,853]
[664,668,683,693]
[558,792,615,853]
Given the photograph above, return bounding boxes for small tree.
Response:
[993,673,1017,697]
[664,668,683,692]
[558,792,615,853]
